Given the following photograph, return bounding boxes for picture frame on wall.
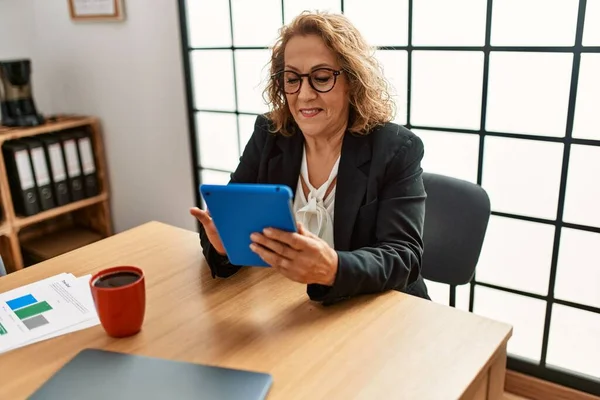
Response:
[68,0,125,21]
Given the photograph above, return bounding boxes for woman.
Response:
[190,12,429,304]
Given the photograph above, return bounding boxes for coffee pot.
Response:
[0,59,45,127]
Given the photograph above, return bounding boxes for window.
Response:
[179,0,600,394]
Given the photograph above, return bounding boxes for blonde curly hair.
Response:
[263,11,395,136]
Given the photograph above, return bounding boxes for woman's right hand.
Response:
[190,207,227,256]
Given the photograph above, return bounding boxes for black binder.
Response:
[38,135,71,206]
[73,129,99,197]
[58,131,85,202]
[20,138,56,211]
[2,141,40,216]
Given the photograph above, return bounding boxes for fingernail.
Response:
[250,233,258,241]
[249,243,256,251]
[263,228,272,235]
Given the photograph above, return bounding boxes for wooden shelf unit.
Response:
[15,193,108,230]
[0,115,112,273]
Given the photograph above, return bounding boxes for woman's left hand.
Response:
[250,223,338,286]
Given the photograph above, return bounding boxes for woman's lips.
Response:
[299,108,322,118]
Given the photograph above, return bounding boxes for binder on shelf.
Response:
[20,138,56,211]
[2,141,40,216]
[59,131,85,202]
[38,135,71,206]
[73,130,99,197]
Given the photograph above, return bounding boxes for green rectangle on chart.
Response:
[0,322,6,335]
[15,301,52,320]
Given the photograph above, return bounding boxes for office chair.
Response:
[421,172,491,307]
[0,255,6,277]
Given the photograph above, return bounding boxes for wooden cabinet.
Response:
[0,116,112,273]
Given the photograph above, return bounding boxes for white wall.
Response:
[0,0,196,233]
[0,0,34,59]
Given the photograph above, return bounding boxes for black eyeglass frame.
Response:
[272,68,343,94]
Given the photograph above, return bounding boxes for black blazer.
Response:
[199,115,430,304]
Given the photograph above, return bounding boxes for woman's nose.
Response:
[297,77,318,101]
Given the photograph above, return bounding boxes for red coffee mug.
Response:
[89,266,146,338]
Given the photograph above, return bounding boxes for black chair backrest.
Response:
[421,172,491,286]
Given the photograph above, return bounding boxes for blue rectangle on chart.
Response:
[6,294,38,310]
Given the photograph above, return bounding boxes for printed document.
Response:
[0,273,99,354]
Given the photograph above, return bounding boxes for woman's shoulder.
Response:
[244,114,279,149]
[254,113,272,130]
[252,113,274,137]
[368,122,424,156]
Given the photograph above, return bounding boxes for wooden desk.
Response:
[0,222,512,399]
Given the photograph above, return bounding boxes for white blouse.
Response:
[292,146,340,249]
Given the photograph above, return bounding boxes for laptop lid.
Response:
[30,348,273,400]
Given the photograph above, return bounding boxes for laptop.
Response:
[30,348,273,400]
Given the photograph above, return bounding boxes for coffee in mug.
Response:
[93,271,141,288]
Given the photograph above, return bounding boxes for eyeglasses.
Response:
[272,68,343,94]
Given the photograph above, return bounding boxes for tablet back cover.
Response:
[200,184,296,266]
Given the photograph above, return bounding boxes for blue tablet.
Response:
[200,183,297,267]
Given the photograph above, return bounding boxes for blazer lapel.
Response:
[334,132,371,251]
[268,132,304,196]
[267,129,370,251]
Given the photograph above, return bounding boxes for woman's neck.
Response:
[304,123,346,158]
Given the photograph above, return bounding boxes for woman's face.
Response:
[283,34,350,139]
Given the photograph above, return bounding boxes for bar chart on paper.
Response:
[7,294,53,330]
[0,273,99,354]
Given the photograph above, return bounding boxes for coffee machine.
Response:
[0,59,45,127]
